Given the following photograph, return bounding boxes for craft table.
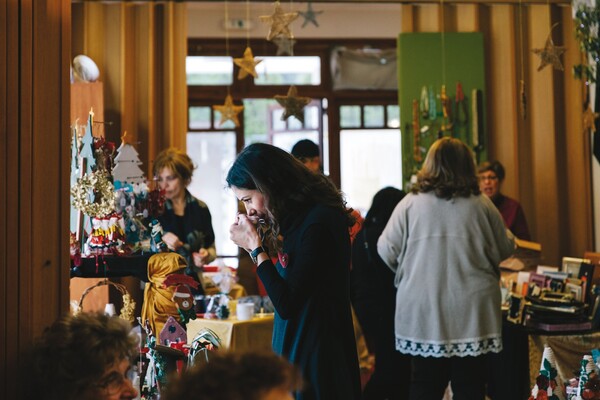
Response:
[186,314,274,352]
[529,330,600,387]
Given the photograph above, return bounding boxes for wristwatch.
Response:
[250,246,266,264]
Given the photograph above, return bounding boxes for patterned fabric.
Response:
[396,335,503,358]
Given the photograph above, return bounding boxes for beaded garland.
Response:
[71,170,115,218]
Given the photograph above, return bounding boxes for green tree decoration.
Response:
[573,3,600,83]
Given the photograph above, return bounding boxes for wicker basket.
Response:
[76,279,136,323]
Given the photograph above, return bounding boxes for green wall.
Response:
[397,32,487,186]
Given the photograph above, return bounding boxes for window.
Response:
[186,39,399,257]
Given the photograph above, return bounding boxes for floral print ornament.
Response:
[530,346,564,400]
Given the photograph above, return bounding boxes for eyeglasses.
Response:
[478,175,499,182]
[95,370,134,396]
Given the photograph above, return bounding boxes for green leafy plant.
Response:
[573,3,600,83]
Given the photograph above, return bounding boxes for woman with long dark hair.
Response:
[227,143,361,400]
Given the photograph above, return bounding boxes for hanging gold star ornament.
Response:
[532,23,566,72]
[583,105,600,133]
[233,47,262,80]
[272,36,296,56]
[299,2,324,28]
[259,1,299,41]
[274,86,311,123]
[213,95,244,127]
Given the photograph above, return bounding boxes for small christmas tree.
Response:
[79,109,96,175]
[530,346,564,400]
[112,132,145,184]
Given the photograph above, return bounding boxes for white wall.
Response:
[187,2,402,39]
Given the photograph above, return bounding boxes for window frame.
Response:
[187,38,398,187]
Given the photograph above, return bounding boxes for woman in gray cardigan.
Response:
[377,137,514,400]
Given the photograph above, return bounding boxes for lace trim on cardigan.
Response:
[395,335,502,358]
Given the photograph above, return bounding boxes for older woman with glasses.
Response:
[21,312,139,400]
[477,160,531,240]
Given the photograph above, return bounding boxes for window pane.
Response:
[387,105,400,128]
[340,129,402,216]
[186,56,233,85]
[189,106,211,129]
[364,105,384,128]
[255,56,321,85]
[186,131,238,262]
[340,105,361,128]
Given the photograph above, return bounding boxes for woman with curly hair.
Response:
[21,312,139,400]
[377,137,515,399]
[227,143,361,400]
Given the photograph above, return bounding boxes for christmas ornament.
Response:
[112,134,146,185]
[71,170,115,218]
[259,1,299,41]
[529,346,563,400]
[213,94,244,127]
[233,47,262,80]
[298,2,323,28]
[274,85,311,123]
[583,104,600,133]
[532,23,566,72]
[412,99,422,163]
[272,36,296,56]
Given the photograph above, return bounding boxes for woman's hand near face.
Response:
[162,232,183,251]
[229,213,261,252]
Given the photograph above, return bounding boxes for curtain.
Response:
[72,1,188,177]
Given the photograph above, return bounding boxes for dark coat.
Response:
[257,204,361,400]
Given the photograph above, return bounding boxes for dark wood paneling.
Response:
[2,1,70,398]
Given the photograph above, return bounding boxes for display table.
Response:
[70,254,152,281]
[186,314,274,351]
[529,330,600,386]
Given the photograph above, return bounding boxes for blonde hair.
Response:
[153,147,195,184]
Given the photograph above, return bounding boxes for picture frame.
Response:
[562,257,590,278]
[565,282,583,302]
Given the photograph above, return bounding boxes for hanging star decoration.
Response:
[213,95,244,127]
[259,1,299,41]
[274,85,311,123]
[583,105,600,133]
[272,36,296,56]
[532,23,566,72]
[299,2,324,28]
[233,47,262,80]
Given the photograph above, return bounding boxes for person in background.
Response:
[162,350,302,400]
[228,143,361,400]
[478,160,531,240]
[377,137,514,399]
[153,147,216,289]
[21,312,139,400]
[351,186,410,400]
[291,139,321,173]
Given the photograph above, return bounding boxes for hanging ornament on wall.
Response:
[272,36,296,56]
[274,85,310,123]
[532,23,566,72]
[234,47,262,80]
[259,1,298,41]
[213,95,244,127]
[299,1,323,28]
[583,104,600,133]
